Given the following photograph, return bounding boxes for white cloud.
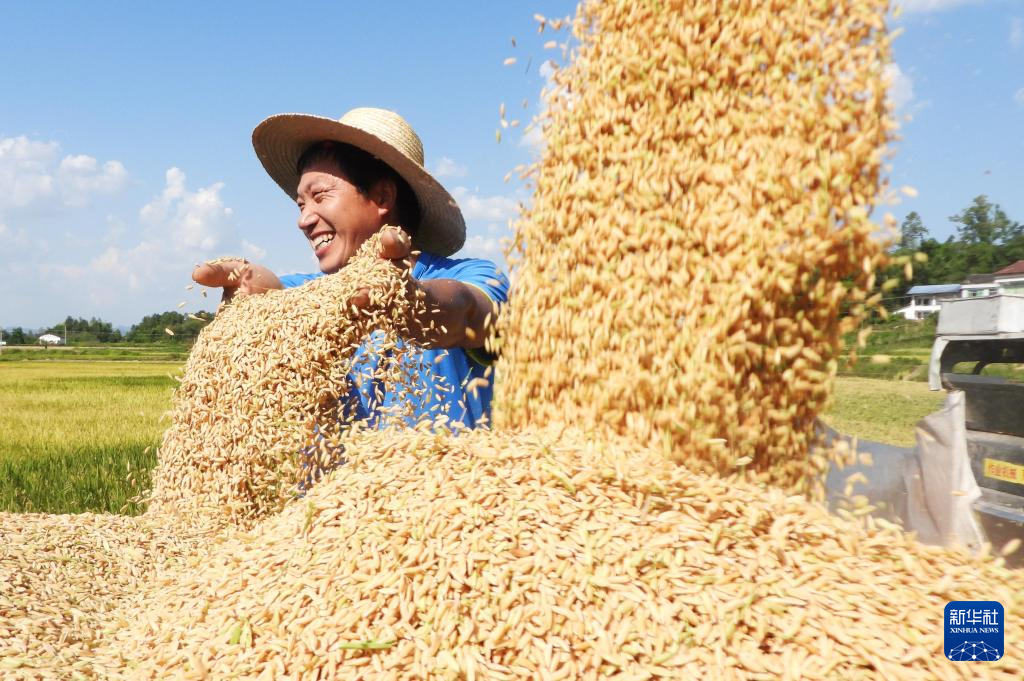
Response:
[139,167,234,253]
[519,60,561,153]
[242,239,267,261]
[0,135,127,212]
[460,234,504,260]
[0,136,59,209]
[458,219,512,265]
[897,0,983,13]
[57,155,128,206]
[0,223,38,278]
[90,246,122,274]
[34,167,240,299]
[0,140,248,325]
[1014,88,1024,108]
[451,186,519,223]
[885,63,915,111]
[519,124,546,152]
[433,156,468,178]
[0,222,29,253]
[447,187,519,266]
[1011,17,1023,49]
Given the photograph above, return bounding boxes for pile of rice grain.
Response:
[0,233,424,677]
[495,0,895,494]
[0,513,212,679]
[113,427,1023,679]
[146,229,422,528]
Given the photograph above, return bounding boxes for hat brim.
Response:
[252,113,466,257]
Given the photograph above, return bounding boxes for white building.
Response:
[38,333,63,345]
[896,284,962,321]
[961,260,1024,298]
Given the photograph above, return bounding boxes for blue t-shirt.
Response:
[279,251,509,430]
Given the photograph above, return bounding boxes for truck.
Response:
[929,294,1024,566]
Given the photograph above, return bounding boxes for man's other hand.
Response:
[192,260,284,311]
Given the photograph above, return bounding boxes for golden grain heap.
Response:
[146,230,422,528]
[1,233,422,678]
[0,513,216,679]
[112,427,1024,680]
[2,1,1023,679]
[496,0,895,494]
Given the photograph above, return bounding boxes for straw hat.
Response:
[252,107,465,257]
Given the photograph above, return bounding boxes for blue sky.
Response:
[1,0,1022,329]
[889,0,1024,239]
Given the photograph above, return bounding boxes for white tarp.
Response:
[821,427,912,526]
[822,390,986,552]
[903,390,986,551]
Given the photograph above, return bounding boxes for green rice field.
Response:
[821,376,946,448]
[0,358,944,514]
[0,361,180,514]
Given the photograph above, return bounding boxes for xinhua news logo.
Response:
[944,601,1004,662]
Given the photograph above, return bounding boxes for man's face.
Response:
[295,159,388,274]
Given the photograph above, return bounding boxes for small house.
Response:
[962,261,1024,298]
[896,284,961,321]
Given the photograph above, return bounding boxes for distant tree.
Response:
[43,316,122,344]
[918,236,960,283]
[874,197,1023,312]
[950,195,1022,246]
[6,327,28,345]
[126,311,213,343]
[898,211,928,251]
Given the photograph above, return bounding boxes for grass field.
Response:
[0,359,947,514]
[0,361,180,514]
[821,376,946,447]
[837,318,1024,382]
[0,344,191,362]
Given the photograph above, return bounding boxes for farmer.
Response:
[192,108,509,430]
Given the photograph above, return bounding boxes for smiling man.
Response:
[192,108,509,429]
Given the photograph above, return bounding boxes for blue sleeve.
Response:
[419,256,509,367]
[429,258,510,306]
[279,272,325,289]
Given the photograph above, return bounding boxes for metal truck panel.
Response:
[944,375,1024,437]
[965,430,1024,497]
[936,295,1024,335]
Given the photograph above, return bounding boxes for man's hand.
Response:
[350,226,415,309]
[354,226,497,350]
[192,260,284,311]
